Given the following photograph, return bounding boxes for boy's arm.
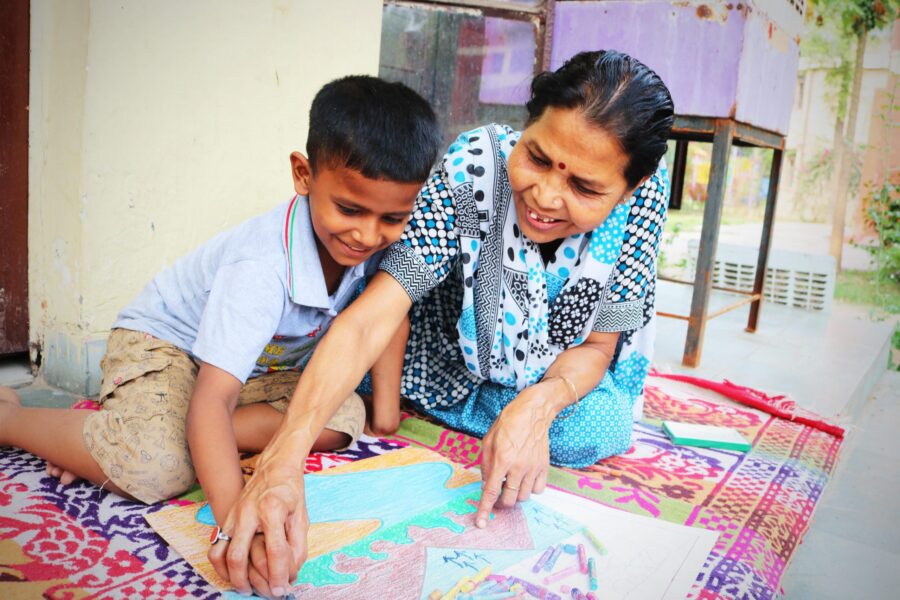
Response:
[185,362,245,526]
[208,272,414,596]
[367,315,409,436]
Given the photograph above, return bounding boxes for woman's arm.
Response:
[207,272,414,596]
[474,330,620,528]
[367,315,409,436]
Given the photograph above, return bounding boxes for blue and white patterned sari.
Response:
[379,124,669,467]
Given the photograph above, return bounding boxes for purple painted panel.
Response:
[479,17,536,105]
[734,9,799,134]
[552,1,746,119]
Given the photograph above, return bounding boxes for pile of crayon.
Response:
[428,529,607,600]
[529,528,603,600]
[428,566,532,600]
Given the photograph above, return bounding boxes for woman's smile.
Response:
[507,106,633,244]
[524,206,565,231]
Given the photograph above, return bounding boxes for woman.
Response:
[210,49,674,595]
[391,50,674,522]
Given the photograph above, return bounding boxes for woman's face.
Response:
[508,106,637,244]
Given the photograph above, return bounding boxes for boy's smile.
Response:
[290,152,422,286]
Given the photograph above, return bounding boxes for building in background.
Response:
[781,21,899,231]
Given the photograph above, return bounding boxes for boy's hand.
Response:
[208,447,308,597]
[246,533,276,599]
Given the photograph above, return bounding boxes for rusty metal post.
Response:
[540,0,556,71]
[669,140,688,210]
[682,119,735,367]
[746,147,783,332]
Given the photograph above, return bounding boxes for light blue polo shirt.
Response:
[114,196,380,383]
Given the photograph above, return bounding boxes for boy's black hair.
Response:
[307,75,442,183]
[526,50,675,188]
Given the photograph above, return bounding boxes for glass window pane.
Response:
[379,4,538,148]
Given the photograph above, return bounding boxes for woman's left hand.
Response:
[474,382,560,528]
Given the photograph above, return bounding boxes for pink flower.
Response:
[102,549,144,577]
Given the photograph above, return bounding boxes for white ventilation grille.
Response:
[688,241,835,312]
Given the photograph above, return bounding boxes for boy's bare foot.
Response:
[0,387,80,485]
[46,461,80,485]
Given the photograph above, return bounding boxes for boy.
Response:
[0,75,441,530]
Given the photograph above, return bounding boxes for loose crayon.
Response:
[544,545,564,572]
[562,544,577,554]
[429,591,443,600]
[471,593,516,600]
[582,529,607,555]
[543,565,580,585]
[570,588,581,600]
[588,557,597,590]
[505,575,562,600]
[441,575,472,600]
[577,544,588,574]
[586,594,598,600]
[471,566,492,587]
[532,545,555,573]
[475,581,503,596]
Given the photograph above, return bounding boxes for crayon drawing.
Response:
[146,447,580,598]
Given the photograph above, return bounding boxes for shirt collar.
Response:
[282,195,368,309]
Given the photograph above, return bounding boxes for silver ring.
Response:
[210,526,232,545]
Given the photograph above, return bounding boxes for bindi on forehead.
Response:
[558,162,566,170]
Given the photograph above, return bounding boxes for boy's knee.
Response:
[323,392,366,450]
[84,410,196,504]
[106,450,196,505]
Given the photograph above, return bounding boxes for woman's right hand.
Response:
[208,442,309,597]
[474,381,563,528]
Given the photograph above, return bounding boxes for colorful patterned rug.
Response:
[0,374,842,599]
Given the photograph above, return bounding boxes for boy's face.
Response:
[290,152,422,269]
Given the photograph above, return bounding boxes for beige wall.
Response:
[28,0,384,393]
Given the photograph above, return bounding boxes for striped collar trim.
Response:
[282,194,303,302]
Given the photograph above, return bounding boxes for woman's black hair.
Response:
[526,50,675,188]
[307,75,442,183]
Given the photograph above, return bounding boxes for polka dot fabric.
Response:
[379,168,459,302]
[420,374,634,468]
[593,166,668,333]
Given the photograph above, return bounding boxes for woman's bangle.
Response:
[549,374,579,419]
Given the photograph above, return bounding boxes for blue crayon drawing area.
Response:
[209,460,579,599]
[197,461,477,529]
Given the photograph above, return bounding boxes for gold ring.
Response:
[504,484,520,492]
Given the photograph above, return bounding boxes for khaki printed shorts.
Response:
[83,328,365,504]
